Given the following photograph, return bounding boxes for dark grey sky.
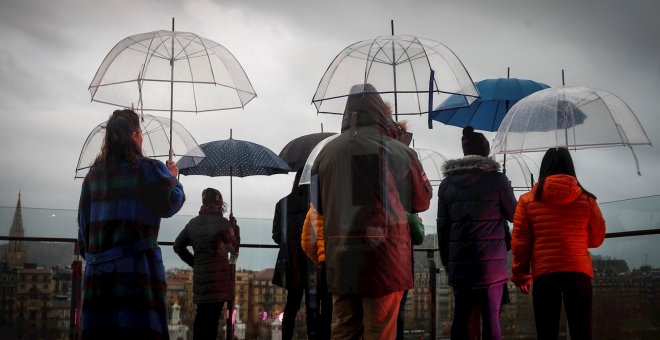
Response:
[1,0,659,233]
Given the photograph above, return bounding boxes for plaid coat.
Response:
[78,159,185,339]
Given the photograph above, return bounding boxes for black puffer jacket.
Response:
[174,213,238,303]
[437,155,516,288]
[312,87,433,297]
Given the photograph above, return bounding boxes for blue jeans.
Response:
[451,283,504,340]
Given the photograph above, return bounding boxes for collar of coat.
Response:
[441,155,501,177]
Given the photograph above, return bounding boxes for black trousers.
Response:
[533,272,592,340]
[193,301,226,340]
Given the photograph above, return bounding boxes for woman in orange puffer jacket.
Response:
[512,147,606,340]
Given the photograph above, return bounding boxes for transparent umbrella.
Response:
[414,148,448,186]
[493,153,540,192]
[89,19,256,158]
[75,114,205,179]
[312,24,478,121]
[492,86,652,174]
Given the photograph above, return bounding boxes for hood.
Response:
[442,155,500,176]
[441,155,501,187]
[340,84,399,138]
[531,174,582,205]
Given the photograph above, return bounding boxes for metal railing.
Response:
[3,226,660,339]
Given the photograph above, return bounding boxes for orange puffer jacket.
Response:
[301,203,325,266]
[511,174,606,287]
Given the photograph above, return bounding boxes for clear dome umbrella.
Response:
[75,114,205,179]
[312,24,479,122]
[89,19,256,159]
[491,86,652,175]
[414,147,448,186]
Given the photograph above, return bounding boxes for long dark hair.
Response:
[93,109,144,166]
[535,147,596,200]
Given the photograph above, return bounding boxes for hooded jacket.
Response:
[311,88,432,297]
[437,155,517,288]
[173,212,238,303]
[511,174,606,286]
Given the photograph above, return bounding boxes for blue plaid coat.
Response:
[78,159,185,339]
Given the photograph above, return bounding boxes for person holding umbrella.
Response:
[437,126,517,340]
[311,83,433,338]
[173,187,240,340]
[512,147,606,340]
[77,109,185,339]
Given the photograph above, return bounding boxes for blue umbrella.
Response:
[177,134,290,214]
[429,77,550,131]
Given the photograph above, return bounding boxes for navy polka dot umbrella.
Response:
[177,132,290,214]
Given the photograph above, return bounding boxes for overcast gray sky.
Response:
[1,0,659,231]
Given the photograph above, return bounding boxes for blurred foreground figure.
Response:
[78,109,185,339]
[311,84,432,339]
[174,188,240,340]
[512,147,605,340]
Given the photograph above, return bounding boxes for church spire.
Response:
[6,192,26,267]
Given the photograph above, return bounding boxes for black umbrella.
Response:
[177,133,290,214]
[279,132,336,172]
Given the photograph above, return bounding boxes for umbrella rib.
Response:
[395,38,424,113]
[195,35,218,86]
[177,35,200,114]
[465,101,484,127]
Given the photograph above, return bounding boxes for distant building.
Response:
[14,267,53,339]
[166,269,194,337]
[246,268,287,339]
[0,194,74,339]
[6,193,26,268]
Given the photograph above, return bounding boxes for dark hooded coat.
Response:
[311,86,433,297]
[437,155,517,288]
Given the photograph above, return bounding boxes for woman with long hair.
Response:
[512,147,606,340]
[78,109,185,339]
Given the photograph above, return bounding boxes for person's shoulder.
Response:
[139,158,165,169]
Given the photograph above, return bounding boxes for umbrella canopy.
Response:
[177,138,290,212]
[89,29,256,114]
[279,132,336,172]
[494,153,540,191]
[429,78,550,131]
[492,86,652,174]
[89,20,256,163]
[75,114,205,178]
[414,148,448,186]
[312,34,479,121]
